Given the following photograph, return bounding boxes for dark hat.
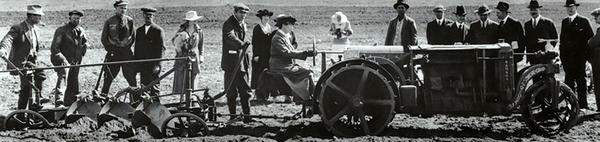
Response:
[527,0,543,9]
[495,1,510,12]
[68,10,84,16]
[592,8,600,17]
[141,7,158,15]
[393,0,410,9]
[232,3,250,12]
[564,0,580,7]
[113,0,128,7]
[256,9,273,17]
[474,5,492,14]
[275,14,297,25]
[454,5,467,16]
[433,5,446,12]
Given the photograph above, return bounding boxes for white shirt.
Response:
[436,18,443,26]
[501,16,509,25]
[144,25,150,34]
[259,22,272,34]
[480,19,488,28]
[568,13,578,22]
[532,15,542,28]
[395,18,405,45]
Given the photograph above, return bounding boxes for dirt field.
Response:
[0,1,600,141]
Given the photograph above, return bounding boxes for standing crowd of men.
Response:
[412,0,597,110]
[0,0,599,124]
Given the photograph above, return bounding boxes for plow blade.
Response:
[65,100,102,124]
[98,102,135,125]
[132,102,171,138]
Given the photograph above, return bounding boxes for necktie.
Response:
[533,19,537,28]
[500,21,505,27]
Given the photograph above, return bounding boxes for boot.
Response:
[227,97,238,120]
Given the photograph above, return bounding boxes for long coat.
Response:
[134,24,166,68]
[385,16,418,48]
[221,15,249,72]
[251,24,272,88]
[524,16,558,63]
[269,30,312,100]
[449,22,469,44]
[497,16,526,61]
[50,24,88,65]
[426,18,454,45]
[466,19,499,44]
[0,21,41,73]
[590,28,600,61]
[559,15,594,62]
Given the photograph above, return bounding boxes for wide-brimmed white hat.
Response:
[27,5,44,16]
[184,11,203,21]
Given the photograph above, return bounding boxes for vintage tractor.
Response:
[313,43,580,137]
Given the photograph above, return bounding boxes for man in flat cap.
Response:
[134,7,165,100]
[50,10,89,106]
[559,0,594,110]
[100,0,137,96]
[222,3,252,122]
[449,5,469,44]
[466,5,499,44]
[385,0,418,48]
[0,5,49,110]
[426,5,454,45]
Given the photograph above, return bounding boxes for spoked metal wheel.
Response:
[520,81,580,135]
[318,60,396,137]
[161,113,209,138]
[4,110,50,130]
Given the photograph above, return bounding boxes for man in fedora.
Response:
[466,5,499,44]
[222,3,253,122]
[100,0,137,96]
[559,0,594,109]
[385,0,418,49]
[450,5,469,44]
[0,5,49,109]
[134,7,165,100]
[495,1,526,83]
[523,0,557,65]
[426,5,454,45]
[50,10,89,106]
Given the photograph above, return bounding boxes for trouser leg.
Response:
[238,72,251,114]
[55,68,66,91]
[225,71,238,115]
[101,63,121,94]
[574,60,589,108]
[564,61,576,92]
[122,63,137,87]
[593,62,600,110]
[18,75,32,110]
[64,66,80,106]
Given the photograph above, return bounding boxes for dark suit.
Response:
[466,19,499,44]
[50,23,88,106]
[385,16,418,48]
[497,16,526,62]
[221,15,251,115]
[251,25,271,89]
[426,18,454,45]
[559,15,594,108]
[589,27,600,110]
[100,15,137,94]
[524,16,558,64]
[449,22,469,44]
[134,24,165,98]
[0,21,46,109]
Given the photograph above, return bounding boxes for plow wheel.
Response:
[161,113,209,138]
[318,60,396,137]
[520,80,580,135]
[4,110,50,130]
